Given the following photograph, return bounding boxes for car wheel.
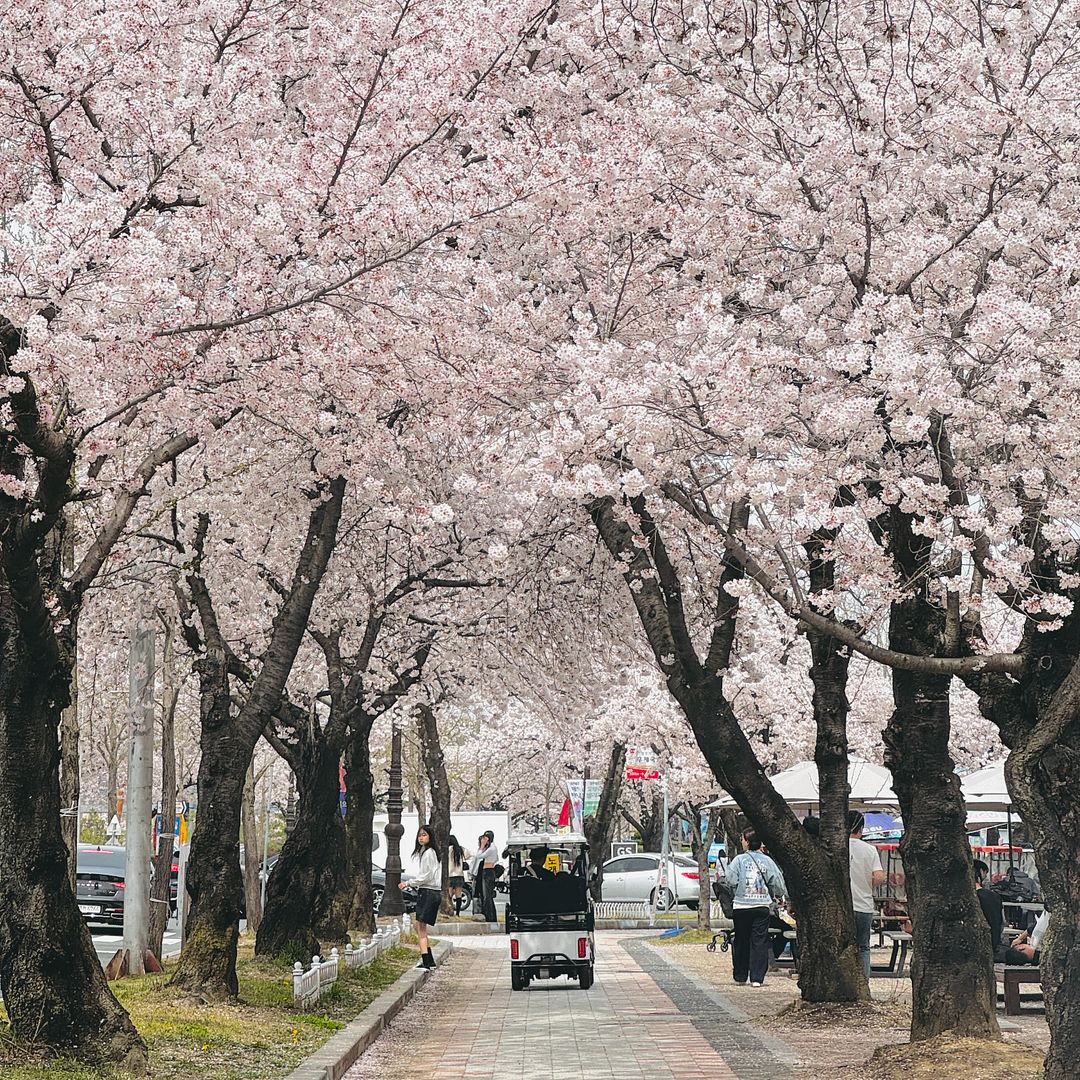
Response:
[578,966,594,990]
[371,886,384,910]
[650,887,675,911]
[457,883,473,914]
[685,900,698,911]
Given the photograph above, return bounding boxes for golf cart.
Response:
[505,832,595,991]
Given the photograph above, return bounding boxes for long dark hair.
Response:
[448,833,464,865]
[413,823,441,860]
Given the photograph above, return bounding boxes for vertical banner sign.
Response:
[583,779,603,819]
[565,779,585,832]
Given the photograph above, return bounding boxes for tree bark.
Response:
[148,613,179,961]
[682,804,718,930]
[886,594,998,1040]
[584,741,626,901]
[256,737,349,957]
[416,702,453,915]
[344,727,377,934]
[0,607,146,1071]
[241,760,263,936]
[59,652,79,891]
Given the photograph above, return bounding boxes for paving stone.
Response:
[343,933,797,1080]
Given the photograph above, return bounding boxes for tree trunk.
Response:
[623,788,664,851]
[1006,727,1080,1080]
[148,620,178,961]
[584,741,625,901]
[416,702,453,915]
[801,531,863,998]
[344,726,377,935]
[105,722,121,828]
[256,740,349,958]
[241,760,263,936]
[684,807,718,930]
[170,648,246,999]
[886,597,998,1040]
[0,613,146,1070]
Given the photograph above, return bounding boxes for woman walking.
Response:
[723,828,786,987]
[474,830,499,922]
[447,834,467,914]
[403,823,441,969]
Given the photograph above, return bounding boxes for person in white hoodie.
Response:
[402,824,441,969]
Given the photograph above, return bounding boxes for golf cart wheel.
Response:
[706,941,717,953]
[371,886,384,910]
[578,966,594,990]
[650,887,675,911]
[511,967,526,991]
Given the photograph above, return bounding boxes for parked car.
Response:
[372,861,418,912]
[76,845,127,926]
[599,852,701,909]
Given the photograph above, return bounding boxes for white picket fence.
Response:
[593,900,651,921]
[292,914,411,1007]
[592,899,729,924]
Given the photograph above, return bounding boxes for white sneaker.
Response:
[751,981,763,987]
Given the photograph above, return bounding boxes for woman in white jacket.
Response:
[403,824,441,968]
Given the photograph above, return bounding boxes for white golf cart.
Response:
[505,832,595,991]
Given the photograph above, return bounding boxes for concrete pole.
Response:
[122,603,155,975]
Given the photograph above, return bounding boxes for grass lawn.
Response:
[0,937,418,1080]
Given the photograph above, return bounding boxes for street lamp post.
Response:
[377,723,405,917]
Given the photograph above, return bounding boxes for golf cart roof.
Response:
[505,832,587,850]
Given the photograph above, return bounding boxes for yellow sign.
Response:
[544,853,560,873]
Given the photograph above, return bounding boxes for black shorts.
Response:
[414,887,441,925]
[449,875,465,888]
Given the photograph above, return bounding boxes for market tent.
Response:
[961,759,1018,867]
[705,758,898,811]
[961,759,1011,811]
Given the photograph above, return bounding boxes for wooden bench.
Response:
[995,964,1042,1015]
[871,931,912,977]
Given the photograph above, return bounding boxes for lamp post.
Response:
[377,722,405,917]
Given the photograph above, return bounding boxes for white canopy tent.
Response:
[705,758,898,811]
[961,759,1017,867]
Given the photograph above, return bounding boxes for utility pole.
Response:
[378,722,405,917]
[122,602,155,975]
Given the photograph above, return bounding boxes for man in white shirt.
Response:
[849,811,885,979]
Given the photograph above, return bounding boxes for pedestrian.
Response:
[724,828,786,986]
[403,823,441,969]
[848,810,885,979]
[448,834,467,913]
[475,829,499,922]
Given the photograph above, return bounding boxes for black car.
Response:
[76,845,127,925]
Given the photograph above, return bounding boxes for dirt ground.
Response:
[654,938,1049,1078]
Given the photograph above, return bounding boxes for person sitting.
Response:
[525,847,556,882]
[974,858,1044,965]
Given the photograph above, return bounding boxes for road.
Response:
[90,922,182,967]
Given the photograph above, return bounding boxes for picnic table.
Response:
[995,964,1042,1015]
[871,931,912,978]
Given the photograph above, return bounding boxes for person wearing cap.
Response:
[849,810,885,979]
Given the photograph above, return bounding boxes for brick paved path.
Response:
[343,934,795,1080]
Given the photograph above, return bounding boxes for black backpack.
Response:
[989,867,1039,903]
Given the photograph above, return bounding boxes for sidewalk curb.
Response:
[284,940,452,1080]
[430,921,501,936]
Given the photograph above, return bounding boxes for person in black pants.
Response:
[723,829,787,986]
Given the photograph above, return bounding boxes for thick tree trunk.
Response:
[0,610,146,1070]
[344,728,377,934]
[886,598,998,1040]
[148,627,178,961]
[1006,732,1080,1080]
[170,648,246,999]
[584,742,625,901]
[416,703,453,915]
[257,741,349,958]
[241,761,263,935]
